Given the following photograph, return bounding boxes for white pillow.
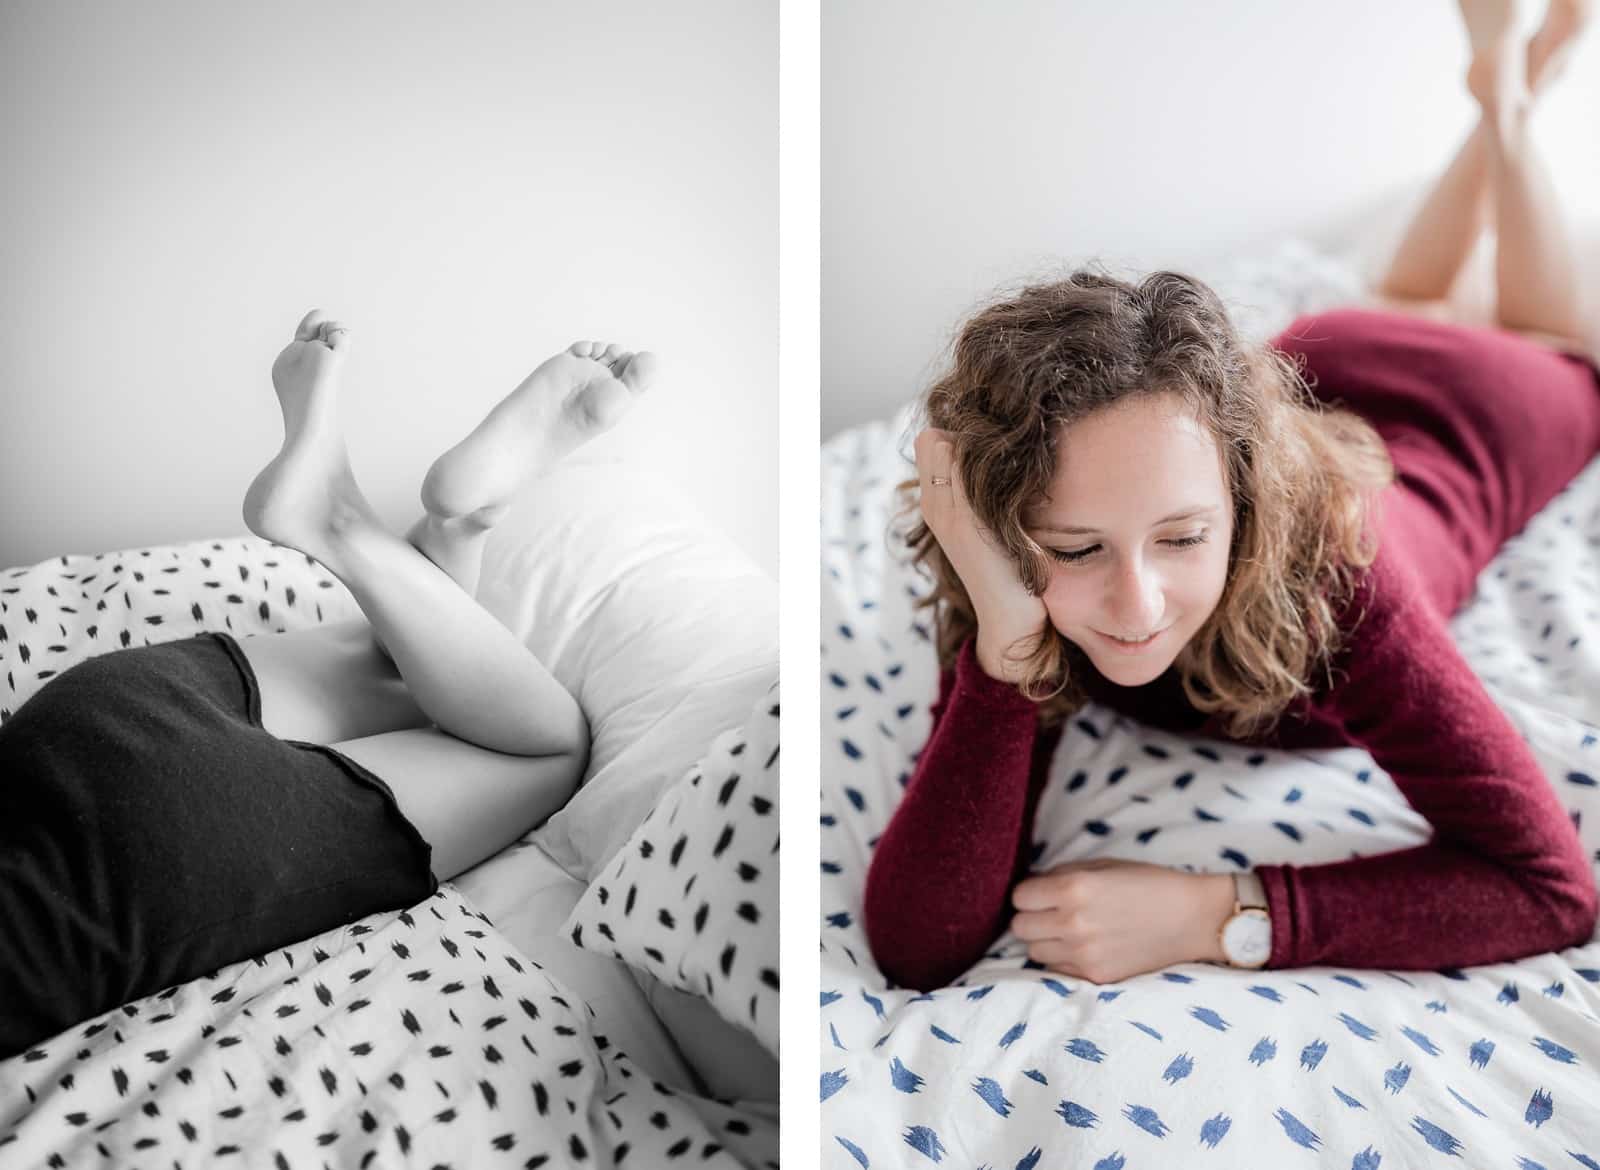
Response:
[563,682,781,1056]
[474,456,778,883]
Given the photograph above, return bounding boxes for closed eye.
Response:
[1046,532,1209,564]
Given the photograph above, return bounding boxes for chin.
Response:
[1071,628,1184,687]
[1090,653,1173,687]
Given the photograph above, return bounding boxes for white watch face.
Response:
[1222,910,1271,967]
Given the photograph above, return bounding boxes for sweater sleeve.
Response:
[1256,552,1599,969]
[863,638,1051,990]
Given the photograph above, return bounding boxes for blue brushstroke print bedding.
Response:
[819,394,1600,1168]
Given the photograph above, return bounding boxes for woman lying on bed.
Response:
[865,0,1600,991]
[0,312,656,1057]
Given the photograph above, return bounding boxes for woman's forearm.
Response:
[863,638,1042,990]
[1263,553,1597,969]
[1257,840,1597,970]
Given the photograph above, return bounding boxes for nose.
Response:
[1106,555,1164,634]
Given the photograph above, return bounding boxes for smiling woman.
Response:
[871,237,1600,995]
[1026,396,1232,687]
[824,0,1600,1163]
[904,271,1391,732]
[868,249,1600,1008]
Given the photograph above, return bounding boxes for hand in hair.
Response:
[914,428,1048,685]
[1010,858,1237,984]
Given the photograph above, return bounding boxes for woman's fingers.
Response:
[1013,898,1077,963]
[1012,872,1069,912]
[914,428,954,488]
[914,425,1050,685]
[915,428,977,530]
[1025,940,1079,969]
[1009,910,1059,942]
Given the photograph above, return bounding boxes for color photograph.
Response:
[821,1,1600,1164]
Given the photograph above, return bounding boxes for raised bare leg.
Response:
[400,508,505,600]
[1473,0,1591,342]
[241,310,587,758]
[1374,128,1493,304]
[1376,0,1585,304]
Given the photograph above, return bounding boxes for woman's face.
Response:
[1025,393,1234,687]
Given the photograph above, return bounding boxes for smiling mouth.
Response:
[1097,628,1166,650]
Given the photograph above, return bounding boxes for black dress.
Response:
[0,632,437,1057]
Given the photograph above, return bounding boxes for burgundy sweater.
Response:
[864,311,1600,990]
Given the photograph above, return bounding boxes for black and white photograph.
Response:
[1,2,778,1166]
[820,0,1600,1165]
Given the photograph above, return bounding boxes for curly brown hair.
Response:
[901,268,1396,738]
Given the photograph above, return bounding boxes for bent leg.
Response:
[1376,125,1491,305]
[254,480,585,757]
[243,312,586,758]
[1377,0,1585,307]
[1457,0,1592,345]
[1483,109,1588,346]
[402,509,503,599]
[331,727,583,882]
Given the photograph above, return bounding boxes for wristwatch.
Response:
[1218,871,1272,969]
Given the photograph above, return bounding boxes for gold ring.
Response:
[930,476,951,487]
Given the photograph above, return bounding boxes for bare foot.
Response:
[243,310,375,567]
[1457,0,1529,120]
[419,340,658,520]
[1527,0,1593,88]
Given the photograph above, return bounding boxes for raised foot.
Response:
[1527,0,1593,86]
[420,340,659,520]
[244,309,372,563]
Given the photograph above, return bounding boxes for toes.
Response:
[567,341,638,371]
[295,309,327,341]
[317,320,351,351]
[616,350,658,393]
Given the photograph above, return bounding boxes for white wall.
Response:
[824,0,1600,438]
[0,0,776,575]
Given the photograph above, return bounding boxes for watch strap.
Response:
[1233,870,1267,912]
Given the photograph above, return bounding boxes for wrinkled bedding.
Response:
[0,886,766,1168]
[819,246,1600,1167]
[0,537,777,1167]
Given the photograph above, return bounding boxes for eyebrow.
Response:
[1030,505,1220,537]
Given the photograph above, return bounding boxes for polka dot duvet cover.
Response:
[0,538,776,1168]
[0,887,768,1168]
[819,411,1600,1168]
